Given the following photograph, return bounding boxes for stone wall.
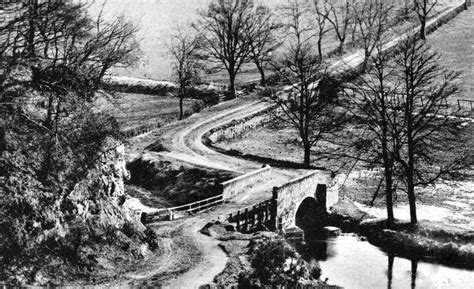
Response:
[102,75,177,95]
[425,2,468,35]
[204,106,276,143]
[274,170,335,231]
[222,165,272,199]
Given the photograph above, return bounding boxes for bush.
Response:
[185,87,220,107]
[238,237,321,288]
[191,100,205,113]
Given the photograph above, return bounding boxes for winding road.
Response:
[122,96,307,288]
[119,2,471,287]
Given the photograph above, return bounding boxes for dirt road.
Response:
[119,3,470,287]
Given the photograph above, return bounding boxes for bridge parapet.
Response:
[222,165,272,199]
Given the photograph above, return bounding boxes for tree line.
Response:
[169,0,443,105]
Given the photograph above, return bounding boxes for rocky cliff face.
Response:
[1,138,156,286]
[66,138,134,223]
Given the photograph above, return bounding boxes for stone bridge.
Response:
[227,170,342,233]
[273,170,340,232]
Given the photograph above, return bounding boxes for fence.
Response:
[227,198,275,233]
[144,194,224,223]
[457,99,474,111]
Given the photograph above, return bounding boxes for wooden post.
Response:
[258,203,263,227]
[251,205,256,229]
[271,187,278,231]
[458,99,461,110]
[236,210,240,231]
[244,208,249,232]
[265,200,270,222]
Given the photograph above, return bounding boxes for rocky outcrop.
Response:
[1,138,157,286]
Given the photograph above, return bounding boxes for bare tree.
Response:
[344,37,470,226]
[343,43,400,227]
[402,0,414,18]
[413,0,438,40]
[311,0,332,61]
[0,1,139,180]
[263,0,344,168]
[352,0,393,72]
[169,28,203,120]
[248,5,282,87]
[393,36,466,224]
[194,0,263,99]
[322,0,353,54]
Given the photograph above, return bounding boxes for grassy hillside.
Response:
[427,6,474,108]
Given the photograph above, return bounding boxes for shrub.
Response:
[238,237,321,288]
[185,87,220,107]
[191,100,205,113]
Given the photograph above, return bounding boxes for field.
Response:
[96,93,194,135]
[215,3,474,168]
[95,0,461,85]
[427,6,474,107]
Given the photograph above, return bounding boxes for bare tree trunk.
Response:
[228,72,236,99]
[361,50,370,72]
[179,94,184,120]
[338,38,345,54]
[255,60,266,87]
[317,38,323,61]
[384,164,395,226]
[351,25,357,46]
[419,17,426,40]
[303,140,311,168]
[381,86,394,227]
[45,94,54,129]
[407,162,417,224]
[27,0,38,58]
[406,112,418,224]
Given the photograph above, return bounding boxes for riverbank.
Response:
[200,221,341,288]
[328,198,474,270]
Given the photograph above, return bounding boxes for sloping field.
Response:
[96,93,194,134]
[427,6,474,107]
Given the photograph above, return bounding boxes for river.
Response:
[298,233,473,289]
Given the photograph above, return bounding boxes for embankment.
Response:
[327,198,474,270]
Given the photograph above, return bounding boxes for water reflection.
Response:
[387,253,394,289]
[295,233,473,289]
[411,259,418,289]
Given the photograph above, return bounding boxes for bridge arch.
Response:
[294,184,328,232]
[275,172,332,231]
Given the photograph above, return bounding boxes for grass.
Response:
[359,218,474,269]
[95,92,194,135]
[427,6,474,107]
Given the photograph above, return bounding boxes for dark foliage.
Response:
[238,236,321,287]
